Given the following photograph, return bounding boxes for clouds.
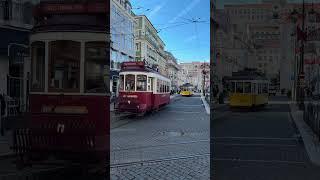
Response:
[184,35,197,43]
[169,0,201,23]
[148,1,167,19]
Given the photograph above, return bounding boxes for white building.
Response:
[134,15,167,76]
[0,0,36,111]
[110,0,135,96]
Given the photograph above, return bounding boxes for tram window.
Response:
[262,83,268,93]
[244,82,251,93]
[157,80,160,92]
[136,75,147,91]
[231,82,235,93]
[253,83,256,93]
[258,84,262,94]
[236,82,243,93]
[85,42,107,93]
[31,41,45,92]
[148,77,153,91]
[125,74,135,91]
[48,41,80,92]
[119,75,124,91]
[159,80,163,93]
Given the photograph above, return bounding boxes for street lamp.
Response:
[289,0,306,110]
[288,1,320,109]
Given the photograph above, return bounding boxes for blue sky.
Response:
[131,0,210,63]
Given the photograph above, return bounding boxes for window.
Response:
[253,83,256,93]
[244,82,251,93]
[157,79,160,92]
[148,77,153,91]
[262,83,268,93]
[125,74,135,91]
[31,41,45,92]
[85,42,108,93]
[48,41,80,92]
[136,75,147,91]
[236,82,243,93]
[119,75,124,91]
[231,82,236,93]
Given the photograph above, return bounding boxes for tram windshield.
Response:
[48,40,80,92]
[136,75,147,91]
[125,74,135,91]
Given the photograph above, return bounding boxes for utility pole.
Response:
[298,0,306,110]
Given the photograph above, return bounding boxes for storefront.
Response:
[0,27,30,112]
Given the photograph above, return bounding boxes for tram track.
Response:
[112,139,209,152]
[110,153,210,168]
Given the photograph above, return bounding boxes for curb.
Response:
[289,102,320,166]
[201,96,210,115]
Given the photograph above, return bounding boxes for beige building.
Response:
[179,62,210,91]
[134,15,167,76]
[217,0,302,91]
[165,51,180,90]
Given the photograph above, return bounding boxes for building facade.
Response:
[179,62,210,92]
[134,15,167,76]
[216,0,309,92]
[165,51,179,91]
[110,0,135,96]
[0,0,37,111]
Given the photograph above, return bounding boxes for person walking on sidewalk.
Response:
[0,92,6,136]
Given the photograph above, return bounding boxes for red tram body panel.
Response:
[117,62,171,114]
[14,94,110,163]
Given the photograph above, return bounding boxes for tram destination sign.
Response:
[36,2,108,15]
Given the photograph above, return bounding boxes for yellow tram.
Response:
[180,83,194,96]
[226,69,269,108]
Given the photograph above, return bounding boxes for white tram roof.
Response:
[119,71,170,82]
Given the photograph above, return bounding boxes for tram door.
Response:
[148,77,154,107]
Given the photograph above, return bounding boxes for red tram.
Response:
[117,61,171,115]
[12,1,109,171]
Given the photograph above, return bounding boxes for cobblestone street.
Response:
[110,95,210,179]
[212,97,320,180]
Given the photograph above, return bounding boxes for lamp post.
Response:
[289,0,320,109]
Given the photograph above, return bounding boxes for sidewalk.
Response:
[289,102,320,166]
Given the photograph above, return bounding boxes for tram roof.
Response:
[180,83,194,87]
[119,61,169,79]
[225,68,268,81]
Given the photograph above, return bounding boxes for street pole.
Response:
[299,0,305,110]
[202,62,206,96]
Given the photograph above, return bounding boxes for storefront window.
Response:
[48,41,80,92]
[136,75,147,91]
[125,74,135,91]
[85,42,107,93]
[31,41,45,92]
